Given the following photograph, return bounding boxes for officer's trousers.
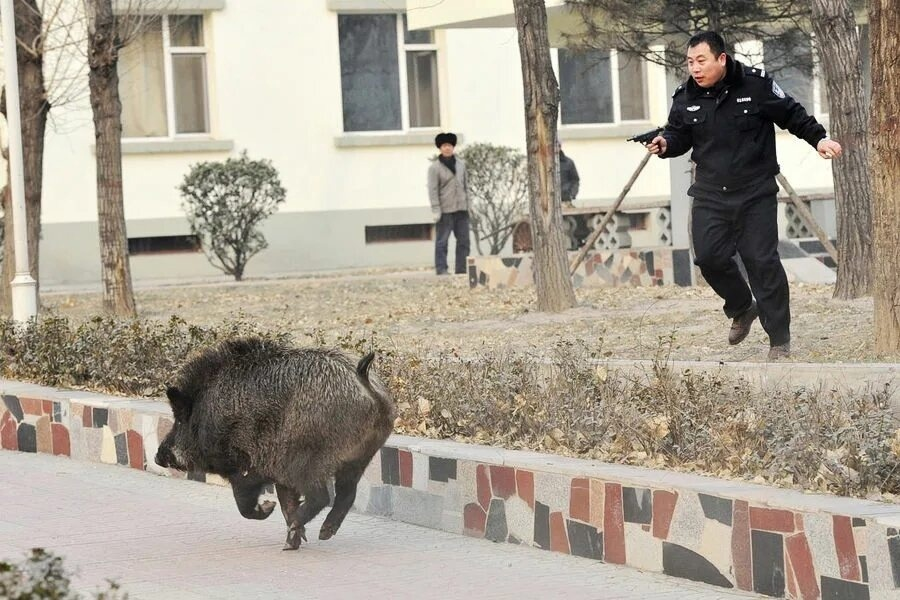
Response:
[690,179,790,346]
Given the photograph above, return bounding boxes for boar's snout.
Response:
[155,444,182,470]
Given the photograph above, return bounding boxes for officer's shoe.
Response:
[728,301,758,345]
[767,343,791,361]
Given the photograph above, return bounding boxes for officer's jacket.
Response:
[661,56,827,191]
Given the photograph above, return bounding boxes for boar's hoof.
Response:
[254,500,276,520]
[283,525,307,551]
[318,523,338,541]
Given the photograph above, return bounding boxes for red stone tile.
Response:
[786,532,821,600]
[652,490,678,539]
[41,400,52,415]
[786,552,798,599]
[1,411,17,451]
[750,507,795,533]
[82,406,93,428]
[463,503,486,537]
[550,512,570,554]
[732,500,753,592]
[589,479,605,529]
[398,450,413,487]
[20,397,42,416]
[569,478,590,522]
[51,423,70,457]
[795,513,805,532]
[832,515,861,581]
[604,482,626,564]
[35,416,52,453]
[489,466,516,499]
[476,464,491,510]
[516,470,534,509]
[126,430,144,470]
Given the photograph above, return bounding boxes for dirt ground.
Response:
[39,268,886,364]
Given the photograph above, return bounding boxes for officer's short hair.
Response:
[688,31,726,57]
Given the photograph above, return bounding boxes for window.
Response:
[128,235,200,255]
[760,32,829,115]
[338,13,440,132]
[365,223,433,243]
[119,15,210,138]
[558,48,648,125]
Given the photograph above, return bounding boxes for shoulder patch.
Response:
[744,66,766,78]
[671,83,685,98]
[772,80,785,98]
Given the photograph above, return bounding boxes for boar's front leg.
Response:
[230,473,276,520]
[275,483,305,550]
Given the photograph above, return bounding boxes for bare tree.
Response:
[870,0,900,351]
[456,143,528,255]
[810,0,872,299]
[512,0,576,312]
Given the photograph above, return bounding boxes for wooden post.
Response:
[776,173,839,264]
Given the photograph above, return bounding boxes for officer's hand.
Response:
[432,211,442,223]
[646,136,667,156]
[817,138,842,159]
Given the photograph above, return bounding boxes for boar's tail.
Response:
[356,352,394,418]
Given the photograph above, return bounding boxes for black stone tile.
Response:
[16,423,35,453]
[380,446,399,485]
[428,457,457,482]
[52,402,61,423]
[604,254,615,268]
[698,494,733,526]
[187,470,206,482]
[889,531,900,587]
[92,407,108,428]
[501,257,521,268]
[673,248,693,286]
[860,555,868,583]
[852,517,866,527]
[534,501,550,550]
[2,395,23,422]
[478,272,487,286]
[485,499,508,543]
[114,433,128,465]
[507,535,521,545]
[622,487,652,524]
[777,239,809,259]
[566,519,603,561]
[752,530,786,597]
[662,542,733,588]
[820,576,870,600]
[889,528,898,536]
[644,251,655,277]
[467,265,477,288]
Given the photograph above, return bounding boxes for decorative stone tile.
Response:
[854,523,869,558]
[860,556,868,584]
[653,490,678,540]
[806,513,841,581]
[534,501,550,550]
[93,407,109,429]
[668,491,706,551]
[52,402,62,424]
[566,519,602,560]
[366,486,392,517]
[392,487,443,530]
[428,457,456,482]
[35,416,52,453]
[82,405,93,428]
[751,507,796,533]
[820,576,870,600]
[118,410,133,433]
[662,542,733,588]
[752,530,786,597]
[698,520,733,580]
[786,532,820,600]
[100,426,117,464]
[41,400,52,415]
[834,515,862,582]
[485,499,508,543]
[787,552,798,599]
[698,494,732,526]
[1,411,18,451]
[550,512,569,554]
[51,423,71,457]
[604,482,626,565]
[398,450,413,487]
[623,487,652,524]
[505,496,535,546]
[114,432,128,465]
[626,522,664,572]
[569,478,590,523]
[589,479,605,530]
[476,464,491,510]
[516,469,534,510]
[108,408,119,432]
[889,529,900,588]
[489,466,516,499]
[380,447,399,485]
[20,397,42,416]
[463,502,486,537]
[456,461,477,508]
[533,471,569,513]
[17,422,36,453]
[81,427,103,463]
[2,395,23,422]
[732,500,753,592]
[126,430,144,470]
[411,452,429,491]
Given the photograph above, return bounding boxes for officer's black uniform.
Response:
[660,55,827,347]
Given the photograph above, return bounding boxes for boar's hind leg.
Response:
[319,458,368,541]
[231,474,276,520]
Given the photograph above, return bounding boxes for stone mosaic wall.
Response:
[3,386,900,599]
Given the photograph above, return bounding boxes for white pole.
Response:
[1,0,37,323]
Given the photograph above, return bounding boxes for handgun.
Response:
[626,126,664,145]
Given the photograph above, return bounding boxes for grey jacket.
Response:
[427,157,468,214]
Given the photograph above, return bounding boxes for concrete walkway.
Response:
[0,452,762,600]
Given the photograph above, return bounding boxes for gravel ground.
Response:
[40,268,885,363]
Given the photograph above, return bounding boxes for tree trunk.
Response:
[811,0,873,299]
[512,0,576,312]
[0,0,49,316]
[870,0,900,352]
[86,0,136,317]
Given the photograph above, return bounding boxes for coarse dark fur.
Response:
[155,336,396,550]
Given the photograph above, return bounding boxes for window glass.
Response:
[559,48,613,124]
[119,20,168,137]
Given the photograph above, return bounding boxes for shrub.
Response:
[179,151,286,281]
[0,548,126,599]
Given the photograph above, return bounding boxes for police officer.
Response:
[646,31,842,360]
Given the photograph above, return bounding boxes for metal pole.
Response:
[1,0,37,323]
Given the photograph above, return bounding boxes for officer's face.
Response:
[686,42,727,88]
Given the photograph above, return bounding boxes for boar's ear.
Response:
[166,386,194,422]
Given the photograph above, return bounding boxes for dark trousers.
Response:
[435,210,470,274]
[691,180,790,346]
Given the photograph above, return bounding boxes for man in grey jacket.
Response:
[428,132,470,275]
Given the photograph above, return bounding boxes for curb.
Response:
[1,379,898,599]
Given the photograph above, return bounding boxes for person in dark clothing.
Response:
[558,143,580,207]
[427,132,470,275]
[646,31,842,360]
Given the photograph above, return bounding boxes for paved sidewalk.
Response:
[0,452,761,600]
